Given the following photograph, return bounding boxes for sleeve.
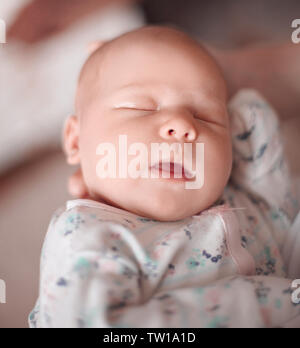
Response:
[111,275,300,328]
[228,89,299,226]
[36,206,146,328]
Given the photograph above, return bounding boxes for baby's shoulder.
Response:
[47,199,140,238]
[41,200,137,259]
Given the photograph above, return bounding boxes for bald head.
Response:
[75,25,227,117]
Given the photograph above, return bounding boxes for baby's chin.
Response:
[127,194,210,222]
[90,176,226,221]
[143,210,195,222]
[133,204,204,222]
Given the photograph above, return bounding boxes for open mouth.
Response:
[149,161,194,181]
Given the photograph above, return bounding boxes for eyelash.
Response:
[120,107,207,120]
[118,107,156,113]
[118,107,225,127]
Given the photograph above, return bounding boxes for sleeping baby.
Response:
[29,25,300,328]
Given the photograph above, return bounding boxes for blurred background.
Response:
[0,0,300,328]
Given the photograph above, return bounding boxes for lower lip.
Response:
[149,167,192,181]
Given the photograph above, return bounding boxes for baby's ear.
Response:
[87,40,106,55]
[63,115,80,165]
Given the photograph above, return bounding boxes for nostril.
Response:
[184,132,189,138]
[168,129,175,135]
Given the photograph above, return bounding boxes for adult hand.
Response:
[8,0,136,44]
[209,43,300,120]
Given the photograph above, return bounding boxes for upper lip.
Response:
[150,161,194,180]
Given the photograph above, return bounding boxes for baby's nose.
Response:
[159,117,198,142]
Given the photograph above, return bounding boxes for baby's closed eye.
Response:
[114,97,158,111]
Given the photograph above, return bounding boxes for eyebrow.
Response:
[115,83,219,97]
[114,83,156,94]
[112,83,226,110]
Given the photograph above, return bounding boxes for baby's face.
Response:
[70,27,232,221]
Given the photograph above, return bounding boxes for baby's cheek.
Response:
[204,134,232,185]
[78,137,99,188]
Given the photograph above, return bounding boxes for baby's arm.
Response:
[36,207,145,328]
[229,90,299,235]
[109,275,300,328]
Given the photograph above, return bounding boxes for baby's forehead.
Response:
[82,26,219,81]
[76,26,226,114]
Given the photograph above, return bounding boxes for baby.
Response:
[29,26,300,328]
